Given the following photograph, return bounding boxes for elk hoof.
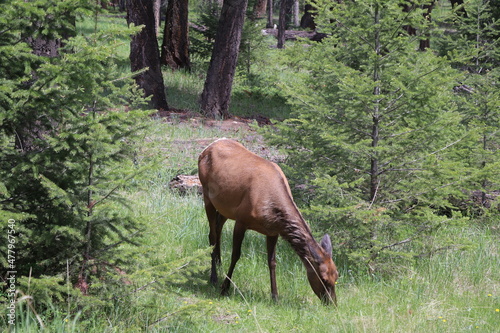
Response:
[221,279,231,296]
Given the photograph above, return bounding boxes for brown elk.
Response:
[198,138,338,304]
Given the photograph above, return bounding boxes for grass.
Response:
[124,124,500,332]
[163,69,205,113]
[8,119,499,332]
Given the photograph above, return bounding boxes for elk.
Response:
[198,138,338,304]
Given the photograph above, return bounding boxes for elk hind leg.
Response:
[267,235,279,301]
[205,198,227,285]
[221,222,246,295]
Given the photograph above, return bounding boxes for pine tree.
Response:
[265,0,472,273]
[438,0,500,216]
[0,1,151,291]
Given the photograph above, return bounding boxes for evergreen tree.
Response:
[0,0,150,292]
[438,0,500,215]
[190,1,223,65]
[265,0,472,273]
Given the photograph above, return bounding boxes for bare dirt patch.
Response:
[154,109,280,161]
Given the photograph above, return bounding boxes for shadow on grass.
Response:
[165,84,202,112]
[231,88,292,121]
[164,68,293,121]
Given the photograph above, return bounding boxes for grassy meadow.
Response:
[8,11,500,333]
[12,118,499,332]
[116,121,500,333]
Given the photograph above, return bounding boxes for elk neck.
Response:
[271,205,323,265]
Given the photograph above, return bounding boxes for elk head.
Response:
[306,234,338,305]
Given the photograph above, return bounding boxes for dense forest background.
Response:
[1,0,499,331]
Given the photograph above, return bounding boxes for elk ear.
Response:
[320,234,332,257]
[308,243,322,263]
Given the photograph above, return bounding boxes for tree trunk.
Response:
[293,0,300,27]
[266,0,274,28]
[16,12,76,152]
[153,0,161,36]
[277,0,293,48]
[127,0,169,111]
[161,0,190,70]
[402,0,435,51]
[450,0,467,17]
[200,0,248,119]
[300,3,316,30]
[253,0,267,19]
[25,9,75,58]
[370,3,381,203]
[118,0,126,12]
[26,37,62,58]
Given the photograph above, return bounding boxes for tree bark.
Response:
[253,0,267,19]
[127,0,169,111]
[16,11,76,152]
[300,3,316,30]
[153,0,161,36]
[200,0,248,119]
[450,0,467,17]
[293,0,300,27]
[25,9,75,58]
[118,0,126,12]
[277,0,293,48]
[266,0,274,28]
[402,0,435,51]
[161,0,190,70]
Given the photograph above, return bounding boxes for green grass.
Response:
[124,156,500,333]
[163,69,205,113]
[9,120,499,332]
